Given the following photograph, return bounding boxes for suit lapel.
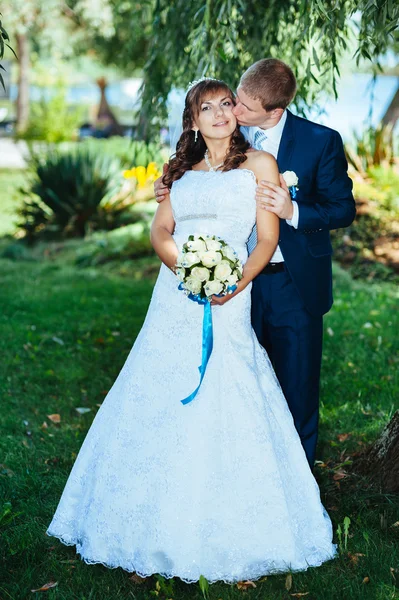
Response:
[277,110,295,172]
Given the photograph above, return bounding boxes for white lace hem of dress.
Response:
[46,530,338,585]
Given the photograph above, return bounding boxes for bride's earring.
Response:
[194,130,198,143]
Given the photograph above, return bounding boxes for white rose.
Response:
[282,170,298,187]
[226,273,238,286]
[191,266,211,282]
[199,250,223,268]
[175,267,186,281]
[176,252,184,267]
[221,245,236,261]
[204,279,224,297]
[214,260,232,281]
[205,239,222,251]
[184,277,202,295]
[186,239,207,252]
[181,252,200,268]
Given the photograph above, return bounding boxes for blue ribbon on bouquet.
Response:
[289,185,298,199]
[178,283,236,405]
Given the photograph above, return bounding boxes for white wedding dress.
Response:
[47,168,337,583]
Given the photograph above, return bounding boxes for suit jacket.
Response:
[260,110,356,316]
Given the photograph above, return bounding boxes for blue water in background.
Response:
[4,73,398,141]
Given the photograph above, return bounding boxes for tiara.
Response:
[186,76,218,92]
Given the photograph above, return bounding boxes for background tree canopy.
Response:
[139,0,399,126]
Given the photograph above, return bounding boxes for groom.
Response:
[154,58,356,468]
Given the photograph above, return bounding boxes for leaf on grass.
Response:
[333,470,347,481]
[337,433,351,442]
[47,414,61,424]
[0,464,15,477]
[362,576,370,584]
[390,567,397,582]
[31,581,58,592]
[52,336,64,345]
[75,407,91,415]
[41,421,48,430]
[391,521,399,528]
[129,573,146,584]
[199,574,210,597]
[60,559,77,564]
[237,580,256,590]
[290,594,310,598]
[348,552,365,566]
[285,574,292,591]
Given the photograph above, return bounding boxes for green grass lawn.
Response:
[0,257,398,600]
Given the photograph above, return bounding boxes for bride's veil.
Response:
[167,88,186,154]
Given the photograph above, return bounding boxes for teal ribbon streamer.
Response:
[178,283,237,405]
[181,298,213,405]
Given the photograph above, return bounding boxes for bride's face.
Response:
[192,92,237,140]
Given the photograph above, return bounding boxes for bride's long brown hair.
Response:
[162,79,250,189]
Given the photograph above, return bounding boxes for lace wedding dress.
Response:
[47,168,337,583]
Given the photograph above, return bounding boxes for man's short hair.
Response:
[240,58,297,111]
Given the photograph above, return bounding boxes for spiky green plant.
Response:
[19,146,123,239]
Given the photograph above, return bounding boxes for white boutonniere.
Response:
[282,170,299,199]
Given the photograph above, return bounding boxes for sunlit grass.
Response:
[0,259,398,600]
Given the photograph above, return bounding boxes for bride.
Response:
[47,78,337,584]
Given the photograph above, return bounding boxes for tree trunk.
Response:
[356,410,399,493]
[381,81,399,128]
[16,32,30,134]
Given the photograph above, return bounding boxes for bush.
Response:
[17,87,84,143]
[332,160,399,283]
[74,221,154,266]
[19,146,123,239]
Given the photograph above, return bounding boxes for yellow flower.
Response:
[122,163,162,188]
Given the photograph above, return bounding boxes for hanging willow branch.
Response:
[139,0,399,129]
[0,14,17,92]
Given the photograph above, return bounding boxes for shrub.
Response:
[331,160,399,283]
[75,221,154,266]
[19,146,123,239]
[17,87,84,143]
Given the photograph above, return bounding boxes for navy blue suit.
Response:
[251,110,356,466]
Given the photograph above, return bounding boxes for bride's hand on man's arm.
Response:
[154,164,170,203]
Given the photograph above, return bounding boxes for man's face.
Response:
[232,86,270,127]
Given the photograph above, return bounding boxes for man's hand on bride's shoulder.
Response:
[256,174,294,220]
[154,164,170,203]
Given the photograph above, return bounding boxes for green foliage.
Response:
[74,220,155,266]
[332,145,399,283]
[81,137,167,169]
[345,125,396,176]
[0,169,27,236]
[17,87,84,143]
[19,146,123,239]
[0,14,16,91]
[139,0,399,127]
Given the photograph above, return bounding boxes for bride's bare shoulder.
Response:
[244,149,276,167]
[240,151,277,180]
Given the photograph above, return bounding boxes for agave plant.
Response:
[19,146,123,239]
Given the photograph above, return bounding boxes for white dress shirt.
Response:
[241,111,299,263]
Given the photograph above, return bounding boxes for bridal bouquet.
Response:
[175,235,243,406]
[175,234,243,300]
